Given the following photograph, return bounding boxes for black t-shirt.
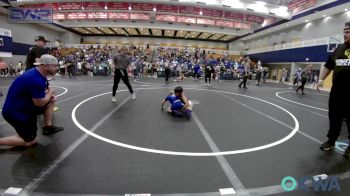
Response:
[26,45,46,71]
[300,71,308,79]
[205,65,213,74]
[324,44,350,85]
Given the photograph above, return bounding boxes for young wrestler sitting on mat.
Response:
[161,86,192,119]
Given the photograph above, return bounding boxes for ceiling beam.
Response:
[207,34,215,39]
[81,27,94,34]
[122,28,130,36]
[218,34,226,40]
[135,28,141,35]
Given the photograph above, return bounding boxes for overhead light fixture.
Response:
[105,5,108,10]
[199,11,203,15]
[247,2,268,14]
[153,7,157,12]
[197,0,217,5]
[128,6,132,11]
[270,6,289,17]
[345,8,348,12]
[323,14,327,17]
[256,1,266,6]
[305,19,309,23]
[82,6,85,10]
[222,0,244,9]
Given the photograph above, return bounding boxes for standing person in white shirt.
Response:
[312,74,318,87]
[280,67,288,84]
[59,60,65,77]
[77,61,82,76]
[143,61,148,77]
[17,61,23,75]
[130,61,137,78]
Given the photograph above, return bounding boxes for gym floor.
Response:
[0,76,349,196]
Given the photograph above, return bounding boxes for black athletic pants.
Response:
[327,85,350,143]
[256,72,262,84]
[296,78,307,92]
[112,68,133,97]
[239,76,248,88]
[165,68,170,83]
[205,73,211,84]
[194,72,200,79]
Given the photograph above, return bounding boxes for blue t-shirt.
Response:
[208,59,217,66]
[165,95,184,111]
[2,68,47,121]
[165,95,178,104]
[194,65,200,73]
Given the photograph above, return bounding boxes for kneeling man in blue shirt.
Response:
[1,54,63,147]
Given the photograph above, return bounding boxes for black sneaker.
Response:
[43,125,64,135]
[320,141,335,151]
[343,146,350,159]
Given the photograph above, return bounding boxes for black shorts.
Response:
[2,111,37,142]
[2,103,48,142]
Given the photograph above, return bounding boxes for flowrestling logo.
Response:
[336,59,350,66]
[8,8,53,23]
[281,175,341,192]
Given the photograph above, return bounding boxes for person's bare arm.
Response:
[161,99,167,109]
[32,88,55,107]
[181,94,190,109]
[316,66,331,91]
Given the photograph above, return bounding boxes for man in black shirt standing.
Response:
[318,22,350,159]
[26,36,60,112]
[26,36,48,71]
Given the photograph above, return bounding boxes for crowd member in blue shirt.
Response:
[193,64,201,80]
[0,55,64,147]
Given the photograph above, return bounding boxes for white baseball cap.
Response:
[34,54,58,66]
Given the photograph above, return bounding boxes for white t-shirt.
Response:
[130,62,136,70]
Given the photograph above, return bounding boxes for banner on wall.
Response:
[156,4,178,13]
[8,8,53,23]
[288,0,317,14]
[20,3,59,11]
[246,14,264,23]
[0,28,13,57]
[156,14,176,22]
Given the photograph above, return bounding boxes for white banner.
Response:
[0,27,12,37]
